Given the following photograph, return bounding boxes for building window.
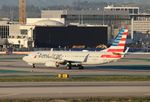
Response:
[0,26,9,38]
[129,9,133,14]
[134,9,138,14]
[20,29,28,35]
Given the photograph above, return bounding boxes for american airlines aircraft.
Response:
[23,27,129,69]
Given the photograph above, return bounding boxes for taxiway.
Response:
[0,82,150,98]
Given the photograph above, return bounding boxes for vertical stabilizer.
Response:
[106,28,128,53]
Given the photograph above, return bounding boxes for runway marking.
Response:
[0,93,19,98]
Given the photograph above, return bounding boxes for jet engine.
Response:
[45,61,59,68]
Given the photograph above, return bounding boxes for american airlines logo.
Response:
[35,53,63,60]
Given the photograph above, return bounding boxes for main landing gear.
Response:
[66,62,72,70]
[65,62,84,70]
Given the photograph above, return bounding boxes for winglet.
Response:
[83,54,89,62]
[121,47,129,57]
[125,47,129,54]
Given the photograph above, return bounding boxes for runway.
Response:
[0,54,150,98]
[0,82,150,98]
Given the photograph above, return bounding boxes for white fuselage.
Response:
[23,50,120,66]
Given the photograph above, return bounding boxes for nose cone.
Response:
[22,56,28,62]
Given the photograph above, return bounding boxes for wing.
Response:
[45,54,90,67]
[64,54,90,63]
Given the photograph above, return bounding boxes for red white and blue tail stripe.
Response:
[101,27,128,59]
[107,28,128,53]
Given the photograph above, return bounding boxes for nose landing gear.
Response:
[32,64,35,68]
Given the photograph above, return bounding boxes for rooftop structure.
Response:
[104,5,139,14]
[41,10,130,27]
[26,18,64,26]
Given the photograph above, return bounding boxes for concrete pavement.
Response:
[0,82,150,98]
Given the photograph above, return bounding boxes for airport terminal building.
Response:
[41,9,130,28]
[1,5,150,49]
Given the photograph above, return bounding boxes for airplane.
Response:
[23,27,129,69]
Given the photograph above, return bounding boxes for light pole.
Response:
[102,10,104,25]
[146,30,149,52]
[18,40,21,48]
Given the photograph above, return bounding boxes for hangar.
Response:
[33,25,108,48]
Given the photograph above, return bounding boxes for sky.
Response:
[0,0,149,7]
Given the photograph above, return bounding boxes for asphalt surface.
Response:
[0,54,150,98]
[0,82,150,98]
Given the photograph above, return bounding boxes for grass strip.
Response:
[0,58,22,60]
[0,96,150,102]
[0,75,150,82]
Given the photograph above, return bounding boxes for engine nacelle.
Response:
[45,61,58,67]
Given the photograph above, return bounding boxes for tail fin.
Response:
[105,27,128,54]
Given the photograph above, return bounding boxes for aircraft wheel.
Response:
[66,62,72,70]
[32,64,35,68]
[66,66,71,70]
